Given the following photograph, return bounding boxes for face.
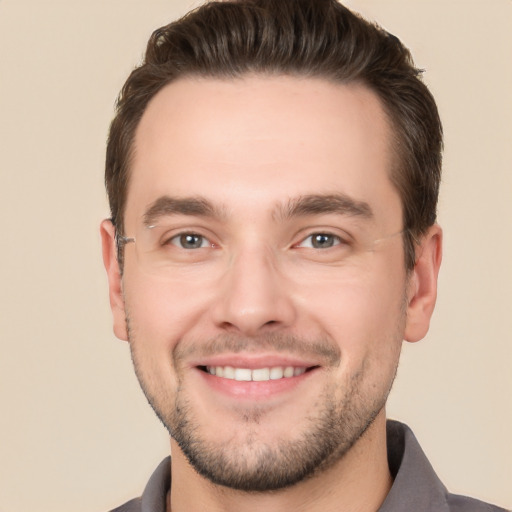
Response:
[102,75,440,491]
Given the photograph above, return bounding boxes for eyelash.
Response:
[295,233,346,250]
[166,232,213,249]
[164,231,348,250]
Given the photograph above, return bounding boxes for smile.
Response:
[202,366,311,381]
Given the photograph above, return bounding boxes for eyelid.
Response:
[168,232,213,249]
[155,226,220,248]
[296,233,341,249]
[291,227,354,249]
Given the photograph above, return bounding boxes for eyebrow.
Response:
[142,196,225,227]
[142,192,373,227]
[276,193,374,221]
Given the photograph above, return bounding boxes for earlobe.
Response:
[404,224,443,343]
[100,219,129,341]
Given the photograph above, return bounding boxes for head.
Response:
[102,0,442,494]
[105,0,442,271]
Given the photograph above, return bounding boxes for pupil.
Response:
[181,234,202,248]
[313,234,332,248]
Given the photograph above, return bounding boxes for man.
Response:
[100,1,507,511]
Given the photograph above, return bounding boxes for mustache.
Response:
[173,333,341,367]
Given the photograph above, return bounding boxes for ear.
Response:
[100,219,129,341]
[404,224,443,343]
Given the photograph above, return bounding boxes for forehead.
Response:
[126,75,400,230]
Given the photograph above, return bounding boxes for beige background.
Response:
[0,1,510,510]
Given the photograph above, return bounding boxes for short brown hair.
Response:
[105,0,442,269]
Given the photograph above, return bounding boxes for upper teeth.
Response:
[206,366,306,381]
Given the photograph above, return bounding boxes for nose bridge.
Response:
[213,241,295,334]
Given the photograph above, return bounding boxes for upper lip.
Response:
[190,353,322,370]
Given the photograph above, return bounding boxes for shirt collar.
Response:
[141,457,170,512]
[378,420,450,512]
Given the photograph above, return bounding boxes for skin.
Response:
[101,75,442,512]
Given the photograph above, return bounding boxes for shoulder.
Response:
[383,421,509,512]
[107,456,170,512]
[108,497,141,512]
[447,493,509,512]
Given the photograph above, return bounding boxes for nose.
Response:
[211,246,296,336]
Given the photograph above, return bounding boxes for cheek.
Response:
[296,262,406,363]
[122,270,212,350]
[121,269,237,389]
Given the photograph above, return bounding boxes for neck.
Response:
[168,411,392,512]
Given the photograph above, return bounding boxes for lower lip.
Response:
[196,367,318,400]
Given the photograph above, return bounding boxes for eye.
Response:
[298,233,343,249]
[169,233,211,249]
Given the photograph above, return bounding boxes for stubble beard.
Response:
[128,320,404,492]
[167,367,392,492]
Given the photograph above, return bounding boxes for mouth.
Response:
[191,353,325,400]
[198,365,319,381]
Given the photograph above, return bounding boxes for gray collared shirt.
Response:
[110,420,508,512]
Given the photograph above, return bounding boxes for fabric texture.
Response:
[109,421,508,512]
